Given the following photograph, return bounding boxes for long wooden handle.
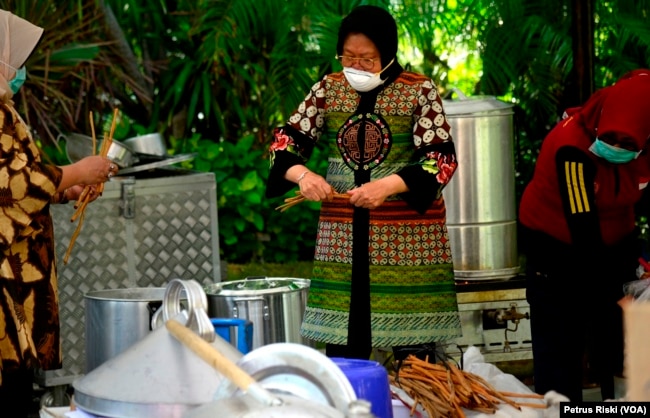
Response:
[165,319,281,406]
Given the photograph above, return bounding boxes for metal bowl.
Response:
[64,133,136,168]
[123,133,167,157]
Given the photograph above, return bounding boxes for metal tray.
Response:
[117,153,196,175]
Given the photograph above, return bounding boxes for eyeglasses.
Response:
[336,55,378,70]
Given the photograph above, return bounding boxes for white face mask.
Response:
[343,58,394,92]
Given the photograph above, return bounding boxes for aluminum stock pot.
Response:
[441,91,519,280]
[204,277,312,349]
[84,287,165,373]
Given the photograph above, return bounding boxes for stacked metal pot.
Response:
[72,279,370,418]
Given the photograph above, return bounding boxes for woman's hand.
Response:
[65,184,101,203]
[74,155,119,185]
[347,175,408,209]
[59,155,118,191]
[298,171,334,202]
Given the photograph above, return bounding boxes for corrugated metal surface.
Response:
[36,170,221,387]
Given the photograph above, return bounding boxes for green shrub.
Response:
[176,132,327,264]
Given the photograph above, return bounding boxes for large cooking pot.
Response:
[74,279,243,418]
[442,92,519,280]
[84,287,165,373]
[184,394,373,418]
[205,277,312,349]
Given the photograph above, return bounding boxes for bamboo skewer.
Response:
[275,191,349,212]
[390,355,548,418]
[64,108,119,264]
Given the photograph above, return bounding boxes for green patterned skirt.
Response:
[300,197,462,347]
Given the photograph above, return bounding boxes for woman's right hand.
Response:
[74,155,118,185]
[298,171,334,202]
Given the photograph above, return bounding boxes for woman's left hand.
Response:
[347,181,390,209]
[66,184,101,203]
[347,175,408,209]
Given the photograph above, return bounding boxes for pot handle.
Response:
[245,276,267,280]
[158,279,215,342]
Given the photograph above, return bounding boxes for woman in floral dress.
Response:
[266,5,461,360]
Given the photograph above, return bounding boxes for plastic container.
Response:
[332,357,393,418]
[211,318,253,354]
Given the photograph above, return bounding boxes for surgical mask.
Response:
[343,58,394,92]
[589,138,641,164]
[9,66,26,94]
[1,59,27,94]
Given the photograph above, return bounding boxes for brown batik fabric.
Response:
[0,102,63,385]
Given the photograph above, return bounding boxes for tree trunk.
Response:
[565,0,595,108]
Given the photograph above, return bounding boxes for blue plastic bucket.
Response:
[210,318,253,354]
[332,357,393,418]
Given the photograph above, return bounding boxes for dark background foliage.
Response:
[5,0,650,263]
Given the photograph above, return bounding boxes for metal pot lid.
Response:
[84,287,166,301]
[213,343,356,412]
[443,89,513,116]
[205,277,310,296]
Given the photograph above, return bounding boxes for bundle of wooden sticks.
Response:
[390,355,547,418]
[63,108,119,264]
[274,191,349,212]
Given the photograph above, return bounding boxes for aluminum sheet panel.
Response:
[37,171,221,386]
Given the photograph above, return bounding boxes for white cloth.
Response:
[0,9,43,101]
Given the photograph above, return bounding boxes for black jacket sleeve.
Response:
[265,125,315,198]
[555,145,603,251]
[396,141,457,214]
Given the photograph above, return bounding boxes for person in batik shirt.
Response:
[0,10,118,416]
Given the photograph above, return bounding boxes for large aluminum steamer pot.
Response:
[74,279,243,418]
[204,277,312,349]
[184,394,370,418]
[442,92,519,280]
[84,287,165,373]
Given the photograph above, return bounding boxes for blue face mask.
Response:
[9,66,26,94]
[589,138,641,164]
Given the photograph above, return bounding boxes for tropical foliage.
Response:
[5,0,650,263]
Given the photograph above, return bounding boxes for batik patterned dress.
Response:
[0,102,63,384]
[267,70,462,347]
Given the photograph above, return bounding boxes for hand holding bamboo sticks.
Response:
[274,191,349,212]
[63,108,119,264]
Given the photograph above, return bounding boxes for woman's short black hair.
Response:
[336,5,398,68]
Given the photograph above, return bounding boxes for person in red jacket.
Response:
[519,69,650,401]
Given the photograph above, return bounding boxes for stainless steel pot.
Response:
[84,287,165,373]
[442,92,519,280]
[63,132,137,168]
[123,132,167,156]
[74,279,243,418]
[204,277,312,349]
